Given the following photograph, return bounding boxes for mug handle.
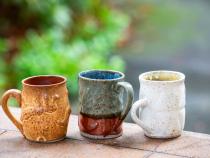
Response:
[131,99,151,134]
[1,89,23,135]
[117,82,134,121]
[112,81,134,131]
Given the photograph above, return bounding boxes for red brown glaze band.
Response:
[79,113,122,136]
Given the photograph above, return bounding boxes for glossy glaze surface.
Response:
[79,113,122,136]
[78,70,133,139]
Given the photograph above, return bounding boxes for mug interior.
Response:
[79,70,123,80]
[23,75,66,86]
[140,71,185,82]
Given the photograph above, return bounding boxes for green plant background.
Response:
[0,0,129,98]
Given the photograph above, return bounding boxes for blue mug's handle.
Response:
[112,81,134,133]
[116,82,134,121]
[112,81,134,132]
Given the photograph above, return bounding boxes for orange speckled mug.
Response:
[1,75,71,143]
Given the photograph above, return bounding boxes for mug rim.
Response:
[139,70,185,83]
[22,75,67,87]
[79,69,125,81]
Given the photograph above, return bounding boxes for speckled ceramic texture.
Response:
[131,70,185,138]
[78,70,134,139]
[79,78,123,118]
[1,75,71,143]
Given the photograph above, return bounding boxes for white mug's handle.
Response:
[131,99,151,134]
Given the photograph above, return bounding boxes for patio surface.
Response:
[0,107,210,158]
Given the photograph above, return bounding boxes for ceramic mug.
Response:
[78,70,134,139]
[1,75,71,142]
[131,70,185,138]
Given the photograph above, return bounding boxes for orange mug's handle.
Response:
[1,89,23,134]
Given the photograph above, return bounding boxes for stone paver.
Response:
[0,107,210,158]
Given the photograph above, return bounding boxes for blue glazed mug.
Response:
[78,70,134,139]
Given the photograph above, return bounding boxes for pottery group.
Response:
[1,70,185,142]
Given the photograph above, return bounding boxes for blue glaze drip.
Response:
[80,71,122,80]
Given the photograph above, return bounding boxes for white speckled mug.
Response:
[131,70,185,138]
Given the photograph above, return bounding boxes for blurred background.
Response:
[0,0,210,134]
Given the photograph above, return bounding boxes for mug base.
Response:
[25,136,66,143]
[144,133,181,139]
[80,131,122,140]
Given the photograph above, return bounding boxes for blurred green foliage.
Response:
[0,0,129,96]
[0,39,7,94]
